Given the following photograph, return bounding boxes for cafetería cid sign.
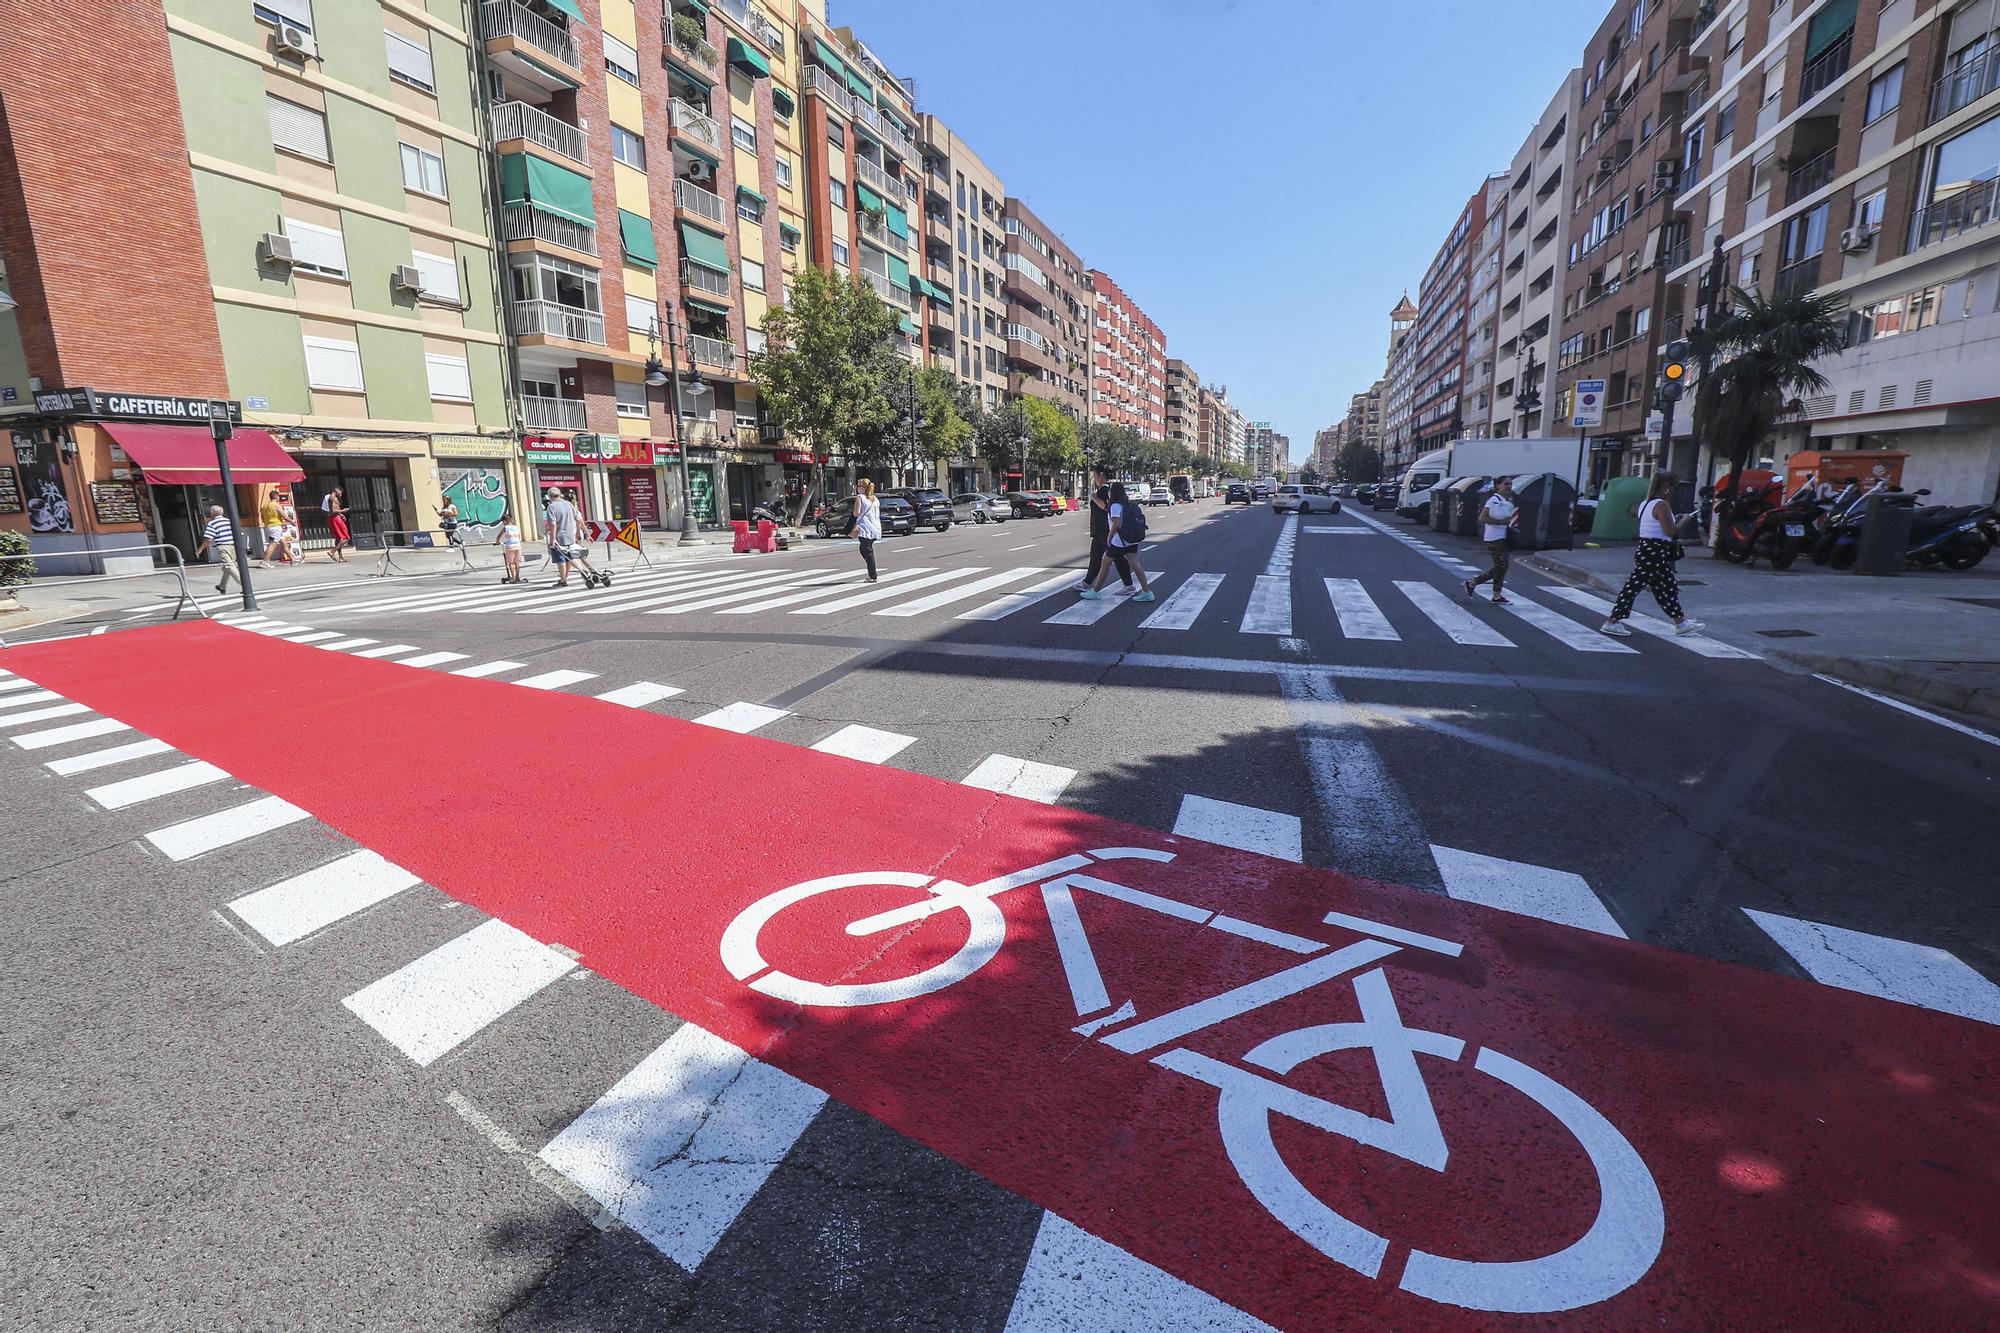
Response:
[32,387,242,424]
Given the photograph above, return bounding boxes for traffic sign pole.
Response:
[208,400,258,612]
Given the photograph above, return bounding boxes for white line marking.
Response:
[0,689,64,711]
[1744,908,2000,1026]
[794,567,986,614]
[316,638,379,652]
[693,701,790,734]
[601,571,807,616]
[957,571,1083,621]
[1538,587,1758,658]
[962,754,1076,804]
[1430,845,1625,938]
[1239,574,1292,635]
[513,668,598,691]
[243,622,302,635]
[1008,543,1038,551]
[1811,674,2000,749]
[1139,573,1222,631]
[451,660,526,678]
[651,571,861,614]
[1173,794,1303,862]
[874,567,1046,616]
[720,567,935,615]
[85,761,231,811]
[1300,526,1377,534]
[1321,911,1465,957]
[1497,593,1639,654]
[810,724,916,764]
[282,631,346,645]
[396,651,471,669]
[145,796,311,861]
[341,918,575,1066]
[0,677,44,693]
[1045,578,1157,626]
[1394,581,1514,647]
[538,1023,827,1271]
[229,850,424,947]
[351,643,423,659]
[1004,1213,1276,1333]
[1324,579,1399,641]
[11,717,132,750]
[260,625,324,639]
[45,738,176,775]
[0,702,91,729]
[594,681,686,709]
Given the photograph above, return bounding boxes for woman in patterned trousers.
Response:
[1600,472,1705,638]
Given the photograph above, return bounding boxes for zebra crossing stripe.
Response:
[12,717,133,750]
[45,738,176,776]
[1172,795,1302,862]
[0,689,64,711]
[578,569,797,616]
[722,567,936,615]
[229,849,425,948]
[85,761,231,811]
[956,571,1082,621]
[537,1022,828,1271]
[351,644,422,659]
[513,668,598,691]
[1005,1213,1276,1333]
[962,754,1076,804]
[145,795,311,861]
[1323,579,1399,641]
[283,631,346,645]
[1239,575,1292,635]
[450,660,526,678]
[1138,573,1222,631]
[341,918,576,1066]
[1745,909,2000,1025]
[261,626,325,639]
[796,567,989,614]
[1540,587,1760,658]
[1392,582,1514,647]
[0,677,45,693]
[874,567,1048,617]
[594,681,686,709]
[0,702,91,729]
[651,570,863,614]
[396,651,470,669]
[1046,577,1165,627]
[810,724,916,764]
[316,638,379,652]
[1431,845,1626,938]
[693,701,789,734]
[1497,593,1638,654]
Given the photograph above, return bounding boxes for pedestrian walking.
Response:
[277,491,302,565]
[543,488,606,588]
[1080,463,1134,594]
[436,498,461,546]
[1600,472,1705,637]
[1462,476,1518,604]
[323,487,352,562]
[852,478,882,582]
[498,507,525,584]
[195,504,240,594]
[1078,482,1154,602]
[257,491,285,568]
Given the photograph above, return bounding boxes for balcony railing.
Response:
[1784,147,1837,205]
[492,101,588,165]
[667,33,719,75]
[681,260,731,299]
[715,0,783,51]
[674,177,727,227]
[863,269,913,310]
[1910,173,2000,250]
[688,332,735,369]
[1800,29,1853,102]
[858,209,908,256]
[522,394,586,431]
[512,299,605,345]
[802,67,856,119]
[1004,323,1051,354]
[845,92,916,162]
[670,99,722,152]
[1773,254,1822,298]
[502,203,597,256]
[1658,234,1691,270]
[854,154,900,201]
[1930,47,2000,124]
[480,0,577,70]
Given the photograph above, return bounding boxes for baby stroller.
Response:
[557,543,613,589]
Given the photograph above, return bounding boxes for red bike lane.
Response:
[7,621,1996,1330]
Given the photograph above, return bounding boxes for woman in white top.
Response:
[1463,476,1518,604]
[1077,482,1155,602]
[1601,471,1704,637]
[851,478,882,582]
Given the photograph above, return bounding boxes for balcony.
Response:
[1784,147,1837,205]
[847,95,916,163]
[863,269,913,310]
[858,208,908,256]
[1910,173,2000,250]
[1800,30,1853,103]
[1930,47,2000,124]
[715,0,783,52]
[1773,255,1822,298]
[802,67,857,119]
[681,260,731,299]
[854,154,900,201]
[670,99,723,153]
[492,101,588,167]
[688,332,735,370]
[480,1,579,81]
[925,261,953,288]
[522,394,586,431]
[666,32,720,80]
[674,177,727,227]
[512,299,605,345]
[502,203,597,256]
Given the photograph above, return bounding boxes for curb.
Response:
[1521,553,1621,596]
[1770,649,2000,726]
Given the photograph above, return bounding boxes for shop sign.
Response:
[0,465,20,515]
[624,471,661,525]
[775,450,816,465]
[524,434,575,464]
[10,430,39,465]
[2,388,16,404]
[32,386,243,424]
[432,435,518,460]
[650,439,681,463]
[686,447,718,464]
[598,436,655,466]
[88,481,143,525]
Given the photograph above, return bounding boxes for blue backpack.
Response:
[1119,500,1148,543]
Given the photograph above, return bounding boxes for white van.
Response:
[1124,481,1153,504]
[1394,450,1450,522]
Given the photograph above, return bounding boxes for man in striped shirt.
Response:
[195,504,240,594]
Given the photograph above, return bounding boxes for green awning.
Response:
[687,295,732,315]
[923,280,952,306]
[844,67,875,102]
[897,315,917,337]
[679,0,709,12]
[779,221,802,239]
[885,254,910,288]
[904,269,923,293]
[542,0,584,21]
[727,36,771,78]
[737,183,766,205]
[500,153,595,228]
[1805,0,1857,59]
[678,221,731,272]
[618,210,657,268]
[884,206,909,240]
[854,182,886,215]
[771,87,794,118]
[880,106,913,137]
[812,39,849,80]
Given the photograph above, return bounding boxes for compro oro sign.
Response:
[1570,379,1606,429]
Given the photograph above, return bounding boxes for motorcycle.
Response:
[1906,500,1999,571]
[1711,472,1809,570]
[750,497,791,527]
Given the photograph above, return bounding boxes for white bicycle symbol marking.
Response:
[719,847,1666,1315]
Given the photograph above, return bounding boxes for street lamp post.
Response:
[1680,234,1730,481]
[648,309,703,546]
[1515,347,1543,440]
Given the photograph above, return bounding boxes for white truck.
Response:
[1392,437,1581,521]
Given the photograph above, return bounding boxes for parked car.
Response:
[1008,491,1057,518]
[813,495,916,538]
[1224,483,1252,505]
[1143,484,1175,506]
[1272,484,1342,515]
[951,492,1012,524]
[1331,483,1355,497]
[885,487,955,532]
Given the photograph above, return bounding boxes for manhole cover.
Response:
[1947,597,2000,610]
[1755,629,1817,638]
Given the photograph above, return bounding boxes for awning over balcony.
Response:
[886,254,910,288]
[812,39,849,80]
[104,423,302,486]
[1806,0,1856,58]
[779,221,802,241]
[897,315,917,337]
[854,182,885,215]
[542,0,585,21]
[845,67,875,103]
[501,153,595,227]
[885,207,909,240]
[726,36,770,78]
[687,295,732,315]
[737,183,766,205]
[922,280,952,306]
[771,87,794,118]
[678,221,731,272]
[618,210,658,268]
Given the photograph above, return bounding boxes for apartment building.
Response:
[1,0,515,569]
[1382,293,1423,472]
[1409,181,1500,458]
[1492,70,1583,437]
[1313,422,1344,475]
[1199,383,1246,464]
[1665,0,2000,501]
[1087,270,1167,440]
[919,115,1006,415]
[1165,358,1202,454]
[1000,200,1091,418]
[1461,175,1513,439]
[1243,424,1288,477]
[1347,380,1385,460]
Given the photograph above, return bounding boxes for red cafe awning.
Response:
[102,422,304,486]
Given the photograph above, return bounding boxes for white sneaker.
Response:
[1598,620,1633,637]
[1673,619,1706,636]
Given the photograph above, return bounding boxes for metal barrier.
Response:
[371,525,547,578]
[0,543,211,647]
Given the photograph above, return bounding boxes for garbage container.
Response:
[1446,477,1489,537]
[1430,480,1458,532]
[1853,493,1915,576]
[1508,472,1577,550]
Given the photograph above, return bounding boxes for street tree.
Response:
[976,397,1026,490]
[1336,438,1383,483]
[1021,396,1083,485]
[1688,286,1848,480]
[751,266,899,486]
[914,364,971,487]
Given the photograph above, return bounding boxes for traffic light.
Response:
[1659,340,1691,402]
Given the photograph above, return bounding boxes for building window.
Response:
[254,0,313,31]
[611,124,646,170]
[737,191,764,223]
[1853,188,1886,234]
[1782,203,1829,263]
[832,240,849,267]
[1864,63,1904,125]
[828,121,844,149]
[281,217,348,278]
[303,335,364,391]
[829,178,846,207]
[425,352,473,402]
[411,247,460,302]
[746,327,768,356]
[625,292,655,332]
[603,33,641,86]
[1715,98,1736,142]
[780,227,798,253]
[268,94,331,162]
[399,142,447,197]
[743,257,766,291]
[384,30,435,92]
[615,377,649,418]
[775,155,793,189]
[732,115,757,151]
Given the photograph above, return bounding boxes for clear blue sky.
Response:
[829,0,1612,462]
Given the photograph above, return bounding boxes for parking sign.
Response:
[1571,379,1606,429]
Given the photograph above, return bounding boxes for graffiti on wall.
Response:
[440,466,507,523]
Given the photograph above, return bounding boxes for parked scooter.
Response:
[1711,473,1810,569]
[1906,499,2000,570]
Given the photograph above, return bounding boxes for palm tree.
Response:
[1687,286,1849,482]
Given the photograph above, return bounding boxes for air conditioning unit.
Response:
[1599,107,1620,130]
[1839,227,1876,254]
[392,265,424,295]
[1597,155,1619,175]
[258,232,295,268]
[275,23,317,60]
[1652,158,1681,192]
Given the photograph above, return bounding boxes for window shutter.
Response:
[385,31,436,90]
[262,0,315,28]
[268,94,330,161]
[603,33,639,81]
[303,337,364,391]
[425,353,473,401]
[411,248,461,302]
[282,217,349,276]
[625,293,655,331]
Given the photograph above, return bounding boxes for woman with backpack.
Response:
[1077,481,1155,602]
[1599,471,1705,638]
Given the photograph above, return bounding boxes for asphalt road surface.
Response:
[1,499,1995,1331]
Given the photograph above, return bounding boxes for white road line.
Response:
[283,631,346,645]
[810,724,917,764]
[1324,579,1400,641]
[1004,1213,1274,1333]
[874,567,1046,617]
[45,738,176,776]
[1498,593,1639,654]
[12,718,132,750]
[1538,587,1758,658]
[538,1022,828,1271]
[0,689,64,711]
[1239,575,1292,635]
[594,681,686,709]
[1812,674,2000,749]
[243,622,302,635]
[513,668,598,691]
[957,571,1083,621]
[1301,526,1376,534]
[0,703,91,729]
[794,567,986,614]
[721,567,936,615]
[0,677,44,693]
[693,701,789,734]
[86,761,231,811]
[396,651,470,669]
[1008,543,1038,551]
[260,625,324,639]
[1394,581,1515,647]
[1045,580,1159,627]
[1744,909,2000,1026]
[962,754,1076,804]
[646,570,857,615]
[1137,573,1221,631]
[351,643,422,659]
[1173,794,1303,862]
[145,796,311,861]
[1431,845,1625,938]
[451,660,526,678]
[228,849,424,947]
[341,918,576,1066]
[316,638,380,652]
[583,570,798,616]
